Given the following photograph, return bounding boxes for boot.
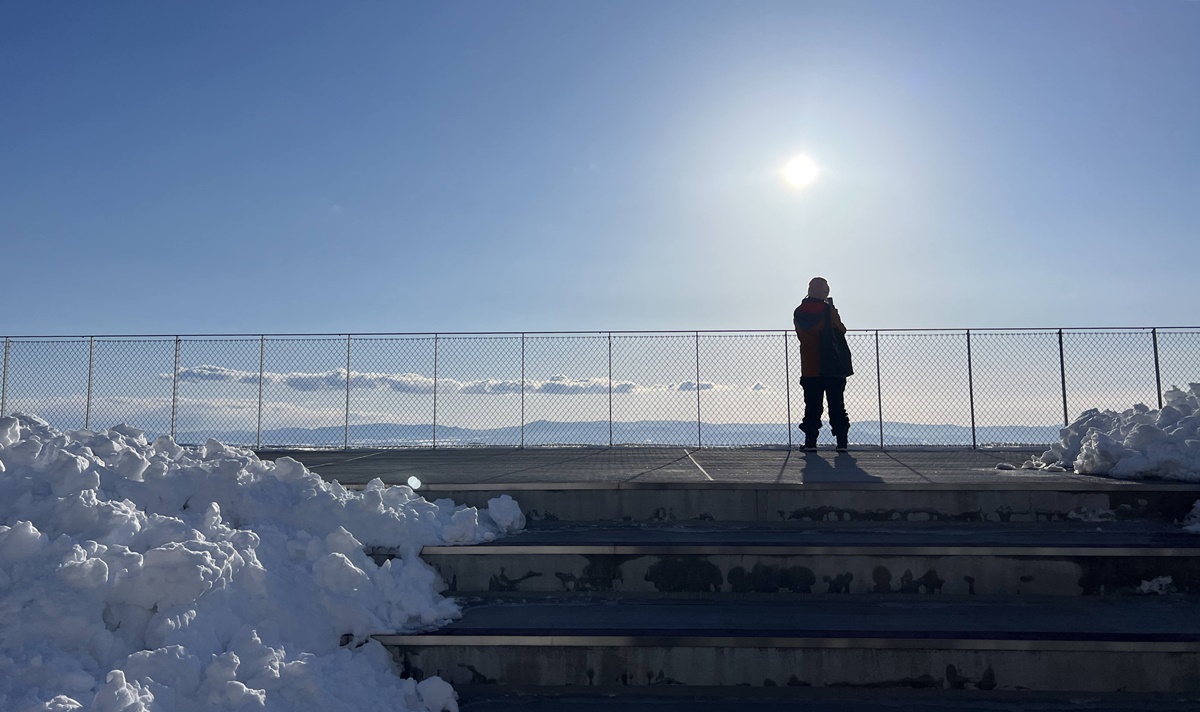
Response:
[836,435,848,451]
[803,432,818,451]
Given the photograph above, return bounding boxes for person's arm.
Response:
[830,306,847,334]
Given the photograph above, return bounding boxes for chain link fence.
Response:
[1,329,1196,449]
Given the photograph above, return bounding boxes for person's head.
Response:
[807,277,830,300]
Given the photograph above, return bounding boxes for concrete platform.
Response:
[257,448,1104,487]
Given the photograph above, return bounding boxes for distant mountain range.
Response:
[176,420,1059,449]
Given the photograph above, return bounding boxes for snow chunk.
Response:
[484,495,525,532]
[416,676,458,712]
[1137,576,1174,595]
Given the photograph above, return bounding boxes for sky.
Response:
[2,0,1199,336]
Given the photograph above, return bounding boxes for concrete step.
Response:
[378,596,1200,693]
[456,689,1200,711]
[405,522,1200,596]
[418,481,1200,525]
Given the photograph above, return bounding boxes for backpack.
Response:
[820,303,854,377]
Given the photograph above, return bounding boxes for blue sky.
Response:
[3,0,1198,335]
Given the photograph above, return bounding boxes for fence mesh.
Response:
[176,338,263,446]
[700,333,789,446]
[970,331,1063,446]
[611,334,698,445]
[4,339,90,430]
[523,335,610,446]
[436,336,522,446]
[260,338,348,448]
[878,332,972,446]
[1,329,1196,448]
[1063,331,1158,419]
[349,336,436,447]
[1157,330,1200,404]
[91,339,174,438]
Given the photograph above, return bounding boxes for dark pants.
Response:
[799,376,849,438]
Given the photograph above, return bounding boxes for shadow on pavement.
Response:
[800,451,885,483]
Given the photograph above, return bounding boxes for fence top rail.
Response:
[1,326,1199,340]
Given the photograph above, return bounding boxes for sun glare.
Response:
[782,154,820,189]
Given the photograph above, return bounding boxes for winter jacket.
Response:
[793,298,848,377]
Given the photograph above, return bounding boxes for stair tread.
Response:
[385,596,1200,640]
[422,522,1200,550]
[454,689,1200,711]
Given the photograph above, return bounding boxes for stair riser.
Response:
[428,489,1190,525]
[389,644,1200,692]
[427,553,1200,596]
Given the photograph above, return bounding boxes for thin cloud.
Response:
[170,366,725,395]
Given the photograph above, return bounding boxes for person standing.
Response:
[793,277,853,450]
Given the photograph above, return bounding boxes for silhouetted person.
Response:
[793,277,853,450]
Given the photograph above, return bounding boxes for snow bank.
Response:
[1027,384,1200,481]
[0,414,524,712]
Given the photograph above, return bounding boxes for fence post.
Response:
[1058,329,1068,426]
[520,333,526,449]
[171,337,181,440]
[695,332,702,448]
[784,331,791,449]
[85,336,95,430]
[1,337,9,417]
[966,330,976,449]
[257,336,265,449]
[608,333,613,447]
[344,335,352,450]
[439,333,444,446]
[875,330,884,449]
[1152,328,1163,409]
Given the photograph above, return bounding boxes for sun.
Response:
[782,154,820,189]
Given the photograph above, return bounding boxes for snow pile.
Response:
[1184,501,1200,534]
[1027,384,1200,481]
[0,414,524,712]
[1137,576,1174,595]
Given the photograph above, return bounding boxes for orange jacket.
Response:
[793,298,847,377]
